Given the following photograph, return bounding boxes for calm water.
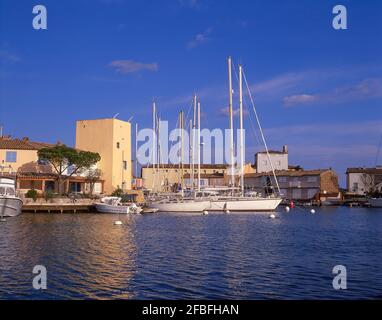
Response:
[0,207,381,300]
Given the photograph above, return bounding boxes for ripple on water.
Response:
[0,208,381,299]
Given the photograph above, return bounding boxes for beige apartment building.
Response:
[76,118,132,194]
[0,136,104,195]
[0,136,51,173]
[141,163,255,192]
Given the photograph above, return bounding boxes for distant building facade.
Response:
[346,167,382,195]
[141,164,229,192]
[245,169,339,201]
[76,118,132,194]
[255,145,288,173]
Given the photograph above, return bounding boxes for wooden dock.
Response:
[22,204,94,213]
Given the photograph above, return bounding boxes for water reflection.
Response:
[1,208,382,299]
[0,214,137,299]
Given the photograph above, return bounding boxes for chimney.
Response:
[283,145,288,153]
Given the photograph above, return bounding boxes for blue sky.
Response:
[0,0,381,186]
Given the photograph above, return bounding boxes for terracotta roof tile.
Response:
[0,137,54,150]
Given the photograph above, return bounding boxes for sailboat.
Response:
[206,57,282,212]
[147,98,210,213]
[149,57,282,213]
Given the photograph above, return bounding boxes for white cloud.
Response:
[282,78,382,107]
[218,106,248,117]
[283,94,317,106]
[109,60,158,74]
[187,27,213,49]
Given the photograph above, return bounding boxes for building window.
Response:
[353,183,358,192]
[6,151,17,163]
[276,161,281,166]
[278,176,287,183]
[307,176,318,183]
[307,189,317,199]
[116,142,120,149]
[263,160,267,165]
[123,161,127,170]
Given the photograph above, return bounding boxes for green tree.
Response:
[38,145,101,195]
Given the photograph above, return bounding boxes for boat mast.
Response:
[152,101,157,191]
[157,115,160,172]
[189,119,193,191]
[228,56,235,189]
[242,70,281,195]
[239,65,245,196]
[178,111,182,186]
[135,123,138,180]
[152,101,157,167]
[192,94,197,190]
[197,101,201,192]
[180,110,184,192]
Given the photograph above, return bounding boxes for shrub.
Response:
[26,189,38,202]
[45,190,54,203]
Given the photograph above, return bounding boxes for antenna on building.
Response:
[0,125,3,138]
[113,113,120,119]
[127,116,134,122]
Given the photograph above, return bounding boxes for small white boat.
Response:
[0,178,23,217]
[369,198,382,208]
[94,197,143,214]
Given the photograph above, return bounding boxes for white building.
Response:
[255,145,288,173]
[346,167,382,195]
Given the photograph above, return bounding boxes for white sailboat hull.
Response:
[208,197,282,212]
[369,198,382,208]
[0,196,23,217]
[148,200,210,212]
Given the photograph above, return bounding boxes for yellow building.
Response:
[141,163,255,192]
[76,118,132,194]
[0,137,51,173]
[0,136,105,195]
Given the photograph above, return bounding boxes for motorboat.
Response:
[0,177,23,217]
[94,197,143,214]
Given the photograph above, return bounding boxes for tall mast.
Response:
[152,101,156,168]
[157,115,160,172]
[152,101,157,191]
[180,110,184,190]
[135,123,138,179]
[239,65,245,196]
[189,119,193,190]
[192,94,197,189]
[178,112,182,186]
[228,56,235,188]
[197,101,201,191]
